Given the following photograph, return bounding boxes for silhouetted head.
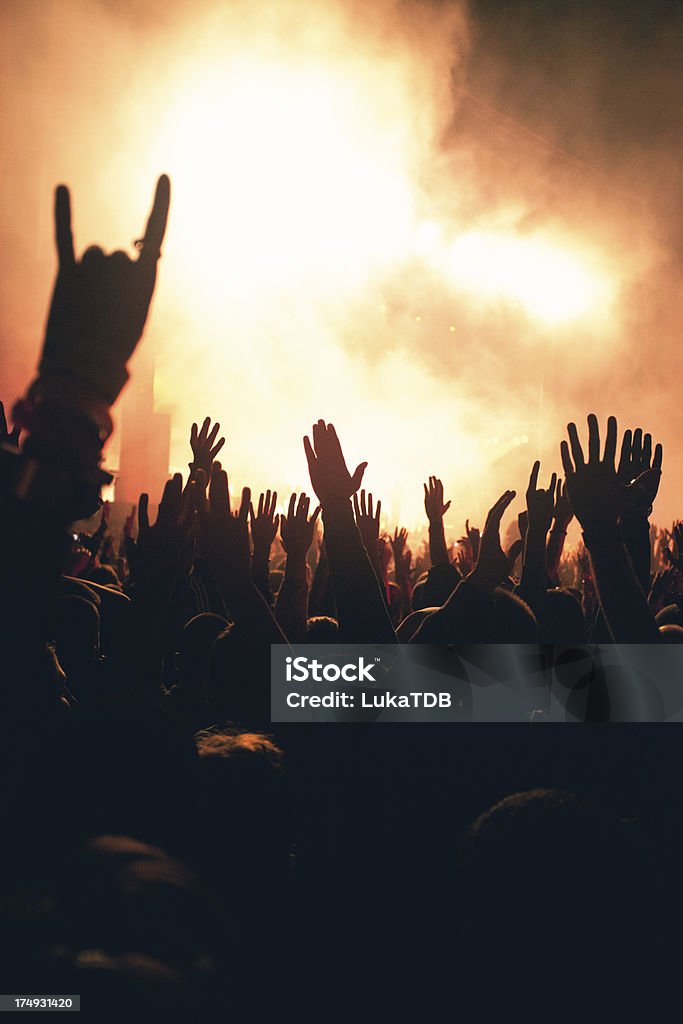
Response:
[543,587,585,643]
[176,613,228,686]
[306,615,340,641]
[656,604,683,629]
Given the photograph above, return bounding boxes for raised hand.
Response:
[130,473,197,591]
[280,493,321,560]
[0,400,20,446]
[552,479,574,531]
[526,461,557,536]
[465,519,481,561]
[617,427,662,520]
[506,537,524,574]
[617,428,662,485]
[353,489,381,554]
[663,522,683,572]
[561,415,620,534]
[123,504,137,541]
[30,175,171,409]
[454,544,474,578]
[469,490,516,594]
[303,420,367,506]
[378,535,393,579]
[250,490,279,555]
[424,476,451,523]
[189,417,225,477]
[197,465,251,592]
[391,527,412,579]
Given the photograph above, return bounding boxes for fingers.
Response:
[443,500,451,514]
[138,493,149,534]
[642,432,652,466]
[560,440,574,478]
[653,443,663,472]
[528,460,540,495]
[238,487,251,522]
[190,422,198,445]
[288,493,297,520]
[209,466,230,517]
[210,436,225,460]
[0,401,6,437]
[375,498,382,523]
[311,505,322,526]
[350,462,368,493]
[55,184,75,270]
[486,490,516,529]
[137,173,171,264]
[567,422,584,468]
[618,429,632,472]
[602,415,617,467]
[303,435,316,475]
[587,414,600,463]
[81,245,106,272]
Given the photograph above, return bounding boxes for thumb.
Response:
[350,462,368,493]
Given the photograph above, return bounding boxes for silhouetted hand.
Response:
[506,537,524,574]
[280,493,321,560]
[469,490,516,594]
[250,490,279,556]
[189,417,225,477]
[131,472,197,590]
[38,175,170,406]
[526,461,557,536]
[424,476,451,523]
[465,519,481,561]
[0,400,20,446]
[648,566,683,614]
[617,428,662,485]
[663,522,683,572]
[617,427,662,519]
[454,544,473,577]
[552,479,573,531]
[197,464,251,589]
[123,504,137,541]
[392,527,412,580]
[561,415,621,535]
[303,420,367,506]
[378,535,392,579]
[353,489,381,553]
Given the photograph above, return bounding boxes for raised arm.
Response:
[249,490,279,605]
[424,476,451,568]
[616,427,662,593]
[2,176,170,711]
[303,420,395,643]
[276,493,320,643]
[546,480,573,586]
[561,414,660,644]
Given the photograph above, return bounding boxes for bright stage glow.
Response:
[127,14,625,525]
[445,229,613,326]
[153,58,417,311]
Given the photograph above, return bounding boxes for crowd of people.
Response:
[1,174,682,1017]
